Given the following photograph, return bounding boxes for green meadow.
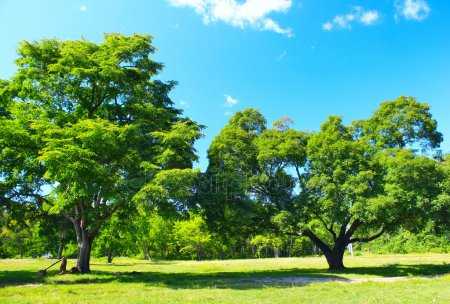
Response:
[1,254,449,304]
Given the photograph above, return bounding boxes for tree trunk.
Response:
[143,244,150,260]
[57,239,65,259]
[323,246,346,271]
[107,249,113,264]
[71,218,94,273]
[77,234,92,273]
[303,229,347,271]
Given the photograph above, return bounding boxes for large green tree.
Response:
[201,110,307,256]
[283,97,443,270]
[0,34,201,272]
[200,109,267,253]
[206,97,443,270]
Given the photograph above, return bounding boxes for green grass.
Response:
[1,254,449,303]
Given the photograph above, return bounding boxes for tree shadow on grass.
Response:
[0,270,47,287]
[90,260,177,267]
[1,263,449,290]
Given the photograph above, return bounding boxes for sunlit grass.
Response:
[1,254,449,304]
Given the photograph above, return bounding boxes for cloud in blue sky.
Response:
[323,6,380,31]
[167,1,431,36]
[224,95,238,107]
[167,0,293,37]
[395,0,430,21]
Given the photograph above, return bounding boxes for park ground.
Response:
[0,254,449,304]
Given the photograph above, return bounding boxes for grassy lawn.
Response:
[0,254,449,303]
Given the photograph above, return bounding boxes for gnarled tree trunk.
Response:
[303,221,385,271]
[303,229,348,271]
[323,245,346,271]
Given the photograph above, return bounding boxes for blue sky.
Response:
[1,0,449,169]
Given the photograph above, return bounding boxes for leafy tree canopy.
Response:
[0,34,202,272]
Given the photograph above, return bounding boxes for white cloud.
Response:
[263,19,293,37]
[224,95,238,107]
[80,5,87,12]
[360,10,379,25]
[323,6,380,31]
[395,0,430,21]
[167,0,293,37]
[322,22,333,31]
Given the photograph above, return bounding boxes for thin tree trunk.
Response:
[57,240,64,259]
[143,244,150,260]
[107,249,113,264]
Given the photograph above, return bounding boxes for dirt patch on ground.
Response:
[21,284,43,287]
[241,274,445,285]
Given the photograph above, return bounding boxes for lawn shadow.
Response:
[0,269,54,287]
[340,263,450,277]
[1,263,449,290]
[50,268,351,289]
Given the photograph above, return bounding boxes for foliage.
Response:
[172,214,214,260]
[0,32,449,270]
[250,234,283,258]
[202,96,445,270]
[359,228,450,254]
[0,34,202,272]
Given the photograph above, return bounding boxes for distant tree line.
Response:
[0,34,448,272]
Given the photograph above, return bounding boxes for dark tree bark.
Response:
[77,228,93,273]
[65,201,117,273]
[107,249,113,264]
[303,229,347,270]
[69,215,95,273]
[323,244,346,271]
[302,221,385,271]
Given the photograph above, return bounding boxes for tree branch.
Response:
[344,219,362,240]
[302,229,332,254]
[314,212,337,241]
[350,227,385,243]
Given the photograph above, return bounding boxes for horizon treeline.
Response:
[0,34,448,271]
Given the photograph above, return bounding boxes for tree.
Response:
[433,155,450,232]
[172,214,213,260]
[199,109,267,254]
[254,123,308,209]
[146,212,173,259]
[200,110,309,258]
[93,213,134,263]
[276,97,443,270]
[209,97,443,270]
[299,116,441,270]
[250,234,283,258]
[0,34,202,272]
[356,96,442,149]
